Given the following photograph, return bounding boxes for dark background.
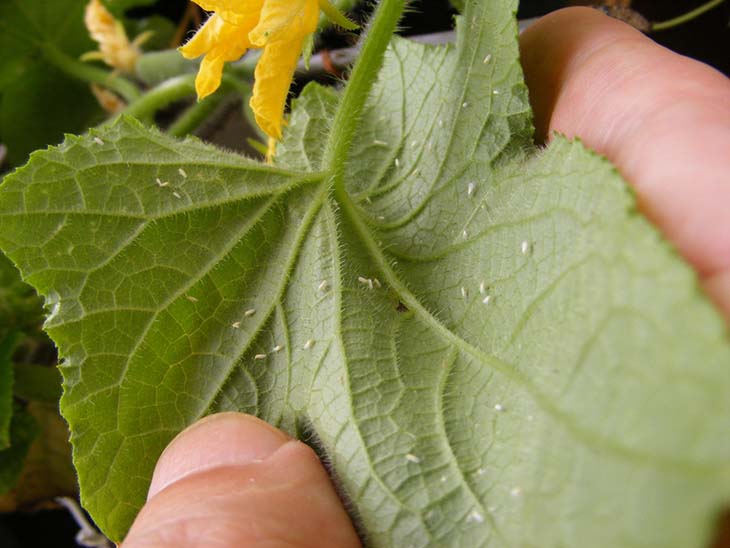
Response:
[1,0,728,546]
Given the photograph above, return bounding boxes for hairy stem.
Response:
[122,74,245,125]
[651,0,725,31]
[325,0,407,194]
[42,44,141,103]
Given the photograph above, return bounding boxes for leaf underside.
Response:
[0,1,728,546]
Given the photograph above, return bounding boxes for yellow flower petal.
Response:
[84,0,141,73]
[249,36,306,140]
[249,0,319,47]
[192,0,264,26]
[184,0,354,143]
[195,56,226,100]
[180,13,257,100]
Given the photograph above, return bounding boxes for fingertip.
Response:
[124,413,361,548]
[519,7,647,142]
[519,6,730,317]
[148,412,290,499]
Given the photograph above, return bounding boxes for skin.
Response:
[122,8,730,548]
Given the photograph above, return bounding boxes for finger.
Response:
[122,412,361,548]
[520,7,730,318]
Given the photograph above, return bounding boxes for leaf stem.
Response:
[122,74,246,126]
[41,44,141,103]
[168,93,227,137]
[651,0,726,31]
[325,0,407,193]
[122,74,197,122]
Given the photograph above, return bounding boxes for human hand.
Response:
[122,7,730,547]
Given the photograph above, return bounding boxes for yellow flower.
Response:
[180,0,356,144]
[83,0,151,73]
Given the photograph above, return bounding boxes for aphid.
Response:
[405,453,421,464]
[462,102,469,108]
[482,295,492,305]
[231,321,241,329]
[462,229,468,239]
[373,139,388,146]
[93,137,105,145]
[303,339,314,350]
[186,295,198,303]
[244,308,256,317]
[254,353,267,360]
[318,280,329,292]
[178,168,188,178]
[411,140,418,148]
[272,345,283,353]
[461,287,468,299]
[521,240,531,255]
[155,178,168,187]
[467,510,484,523]
[467,182,476,197]
[438,119,444,128]
[358,276,369,286]
[394,158,400,168]
[492,89,500,95]
[510,486,523,497]
[494,403,505,412]
[172,191,182,199]
[479,282,486,295]
[483,54,492,64]
[476,468,485,476]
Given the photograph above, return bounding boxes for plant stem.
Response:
[41,44,141,103]
[651,0,726,31]
[325,0,407,195]
[122,74,197,123]
[168,93,227,137]
[122,74,248,130]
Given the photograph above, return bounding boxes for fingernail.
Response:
[147,412,291,499]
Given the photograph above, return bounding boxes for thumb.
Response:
[122,412,361,548]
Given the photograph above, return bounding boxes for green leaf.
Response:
[0,0,101,166]
[449,0,464,12]
[1,1,729,546]
[0,404,39,494]
[0,332,19,449]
